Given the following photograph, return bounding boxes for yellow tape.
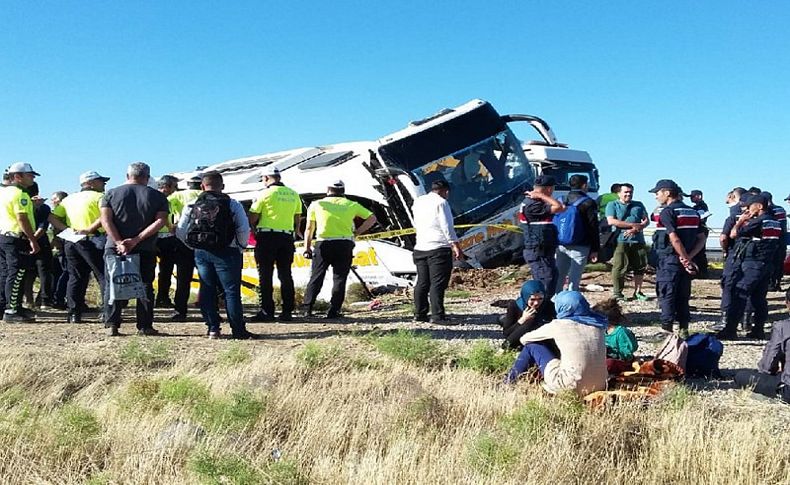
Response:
[355,223,521,241]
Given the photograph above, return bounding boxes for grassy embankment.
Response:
[1,330,788,484]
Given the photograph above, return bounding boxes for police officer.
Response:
[154,175,179,309]
[248,166,302,322]
[761,192,787,292]
[0,162,41,323]
[648,179,705,339]
[718,187,747,327]
[717,194,781,340]
[518,175,564,306]
[302,180,377,319]
[48,171,109,323]
[164,175,203,321]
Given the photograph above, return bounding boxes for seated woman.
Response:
[756,289,790,403]
[504,291,608,396]
[500,280,555,350]
[592,299,639,374]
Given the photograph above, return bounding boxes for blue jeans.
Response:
[194,248,246,335]
[505,342,557,383]
[555,244,590,293]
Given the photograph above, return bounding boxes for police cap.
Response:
[648,179,680,193]
[534,175,556,187]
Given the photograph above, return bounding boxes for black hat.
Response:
[690,189,703,197]
[648,179,680,193]
[750,194,769,208]
[759,191,773,203]
[534,175,556,187]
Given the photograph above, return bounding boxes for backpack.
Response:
[685,333,724,378]
[655,333,688,370]
[553,196,590,245]
[185,192,236,250]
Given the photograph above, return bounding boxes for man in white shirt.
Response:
[411,180,464,324]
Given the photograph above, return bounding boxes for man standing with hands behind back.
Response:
[411,180,464,325]
[100,162,169,336]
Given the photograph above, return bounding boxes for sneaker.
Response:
[633,292,649,302]
[677,328,689,340]
[325,310,343,320]
[3,311,35,323]
[169,313,187,322]
[207,328,221,339]
[250,311,275,323]
[278,313,293,322]
[155,299,174,309]
[67,312,82,324]
[19,308,36,319]
[413,315,429,323]
[105,325,120,337]
[660,323,673,333]
[137,327,162,336]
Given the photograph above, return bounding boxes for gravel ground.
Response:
[1,268,788,412]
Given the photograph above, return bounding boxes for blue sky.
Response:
[2,1,788,227]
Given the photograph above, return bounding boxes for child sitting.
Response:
[593,298,638,374]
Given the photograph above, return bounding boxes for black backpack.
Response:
[185,192,236,250]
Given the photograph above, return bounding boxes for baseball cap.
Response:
[690,189,703,197]
[329,180,345,189]
[79,170,110,184]
[534,175,556,187]
[749,194,769,208]
[261,165,280,177]
[7,162,40,176]
[759,191,773,202]
[648,179,680,193]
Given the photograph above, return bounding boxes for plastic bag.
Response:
[105,253,147,304]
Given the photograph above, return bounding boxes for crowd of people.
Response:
[0,161,787,401]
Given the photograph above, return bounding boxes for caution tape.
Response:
[354,223,521,241]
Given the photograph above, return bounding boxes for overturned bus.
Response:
[173,99,598,296]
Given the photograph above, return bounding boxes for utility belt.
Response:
[256,228,293,235]
[1,231,27,240]
[158,232,175,238]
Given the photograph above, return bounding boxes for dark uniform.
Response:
[768,202,787,291]
[719,203,743,321]
[691,196,710,278]
[720,211,781,339]
[653,201,703,333]
[518,196,558,305]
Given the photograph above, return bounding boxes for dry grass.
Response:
[0,336,789,484]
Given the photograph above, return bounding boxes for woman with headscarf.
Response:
[504,291,608,396]
[500,280,554,350]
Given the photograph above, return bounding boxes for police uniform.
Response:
[248,179,302,321]
[650,182,703,334]
[157,188,201,318]
[719,203,743,323]
[0,164,39,321]
[303,189,372,317]
[51,187,107,322]
[768,199,787,291]
[720,199,781,339]
[518,177,559,305]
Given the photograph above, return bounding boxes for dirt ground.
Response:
[2,268,787,382]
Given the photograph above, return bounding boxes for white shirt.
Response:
[411,192,458,251]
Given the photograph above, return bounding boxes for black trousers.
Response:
[0,235,34,312]
[156,236,194,315]
[64,239,105,313]
[104,249,157,329]
[303,240,354,314]
[23,240,54,306]
[254,231,296,316]
[413,247,453,319]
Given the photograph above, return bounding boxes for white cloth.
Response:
[411,192,458,251]
[176,195,250,252]
[519,318,608,396]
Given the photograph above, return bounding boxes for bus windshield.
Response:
[540,162,599,192]
[412,129,531,221]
